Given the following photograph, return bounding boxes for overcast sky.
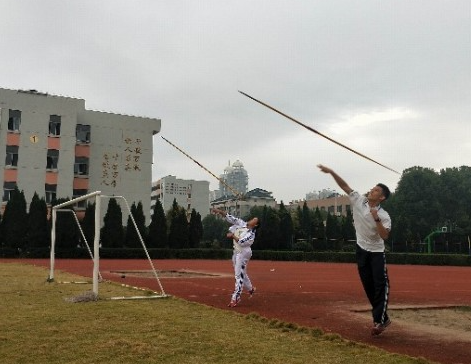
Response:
[1,1,470,203]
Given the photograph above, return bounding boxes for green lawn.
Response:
[0,263,433,364]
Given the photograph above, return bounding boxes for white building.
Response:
[0,88,160,224]
[219,159,248,196]
[210,188,276,218]
[287,194,351,217]
[152,175,210,218]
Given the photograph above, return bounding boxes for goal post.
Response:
[109,195,166,295]
[49,191,102,295]
[48,191,166,299]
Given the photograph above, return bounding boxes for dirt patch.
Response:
[389,306,471,340]
[353,305,471,332]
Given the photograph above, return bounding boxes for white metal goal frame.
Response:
[48,191,167,299]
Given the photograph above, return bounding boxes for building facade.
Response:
[210,188,276,218]
[151,175,210,218]
[0,88,160,224]
[287,194,351,217]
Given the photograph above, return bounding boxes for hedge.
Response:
[1,247,470,266]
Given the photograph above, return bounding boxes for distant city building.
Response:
[209,189,221,202]
[0,87,160,224]
[287,194,350,217]
[305,191,319,200]
[211,188,276,217]
[305,188,339,200]
[219,159,248,196]
[152,175,210,218]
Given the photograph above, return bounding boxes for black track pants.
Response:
[356,245,390,324]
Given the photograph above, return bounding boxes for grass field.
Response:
[0,263,434,364]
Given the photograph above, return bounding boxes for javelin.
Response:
[238,90,400,175]
[160,136,243,198]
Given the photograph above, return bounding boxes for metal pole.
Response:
[161,136,242,198]
[93,193,101,295]
[239,90,400,174]
[48,208,56,282]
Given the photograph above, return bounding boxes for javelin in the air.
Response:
[161,136,243,198]
[238,90,400,175]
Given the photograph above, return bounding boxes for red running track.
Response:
[5,258,471,364]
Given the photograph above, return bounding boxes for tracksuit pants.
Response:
[231,249,253,301]
[356,245,390,325]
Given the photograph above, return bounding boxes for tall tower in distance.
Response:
[219,159,248,196]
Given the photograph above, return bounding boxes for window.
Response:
[45,184,57,204]
[3,182,17,202]
[74,157,89,176]
[5,146,19,167]
[49,115,61,136]
[8,110,21,131]
[76,124,91,143]
[46,149,59,170]
[73,189,88,208]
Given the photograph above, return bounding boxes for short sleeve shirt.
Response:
[349,191,391,252]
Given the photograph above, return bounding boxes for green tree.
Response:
[437,167,471,235]
[341,208,356,243]
[188,209,203,248]
[81,202,96,248]
[25,192,50,249]
[101,198,124,248]
[53,198,79,250]
[167,199,189,249]
[0,187,28,251]
[294,202,313,243]
[278,201,294,250]
[202,214,227,247]
[147,199,168,248]
[255,206,281,250]
[301,202,312,244]
[387,167,441,243]
[293,205,304,241]
[125,202,147,248]
[388,214,413,251]
[383,165,471,250]
[291,206,301,241]
[311,207,325,248]
[325,213,342,246]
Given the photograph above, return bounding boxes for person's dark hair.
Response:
[376,183,391,200]
[253,217,261,231]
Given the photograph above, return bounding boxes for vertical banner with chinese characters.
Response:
[101,152,120,188]
[100,136,143,189]
[124,137,142,172]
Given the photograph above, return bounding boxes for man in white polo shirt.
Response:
[318,164,392,336]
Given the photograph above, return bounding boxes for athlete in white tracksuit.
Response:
[211,208,260,307]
